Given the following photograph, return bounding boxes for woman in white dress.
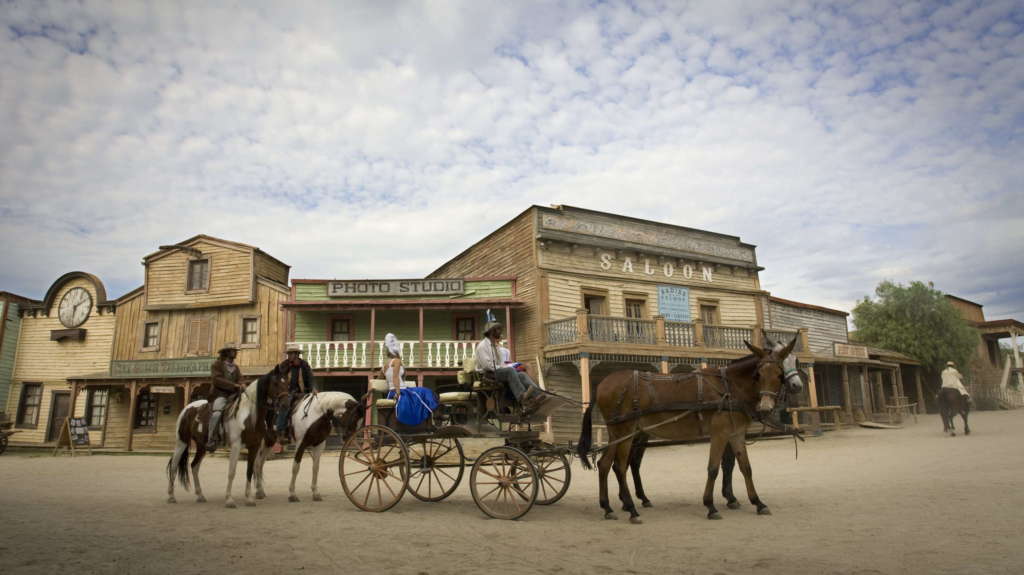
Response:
[382,333,407,399]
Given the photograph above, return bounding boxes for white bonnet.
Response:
[384,333,401,357]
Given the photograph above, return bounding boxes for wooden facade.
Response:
[429,205,786,441]
[6,236,291,451]
[945,294,1024,398]
[0,292,35,413]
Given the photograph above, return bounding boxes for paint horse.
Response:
[166,365,290,507]
[625,336,804,510]
[577,337,797,524]
[285,391,365,502]
[937,387,971,436]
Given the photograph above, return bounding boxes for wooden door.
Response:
[47,391,70,442]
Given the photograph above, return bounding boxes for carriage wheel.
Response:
[470,446,538,520]
[407,438,465,502]
[531,451,571,505]
[339,425,409,512]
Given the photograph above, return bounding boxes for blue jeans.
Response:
[494,367,539,401]
[275,394,294,434]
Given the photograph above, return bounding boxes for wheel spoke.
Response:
[478,483,502,500]
[435,466,458,482]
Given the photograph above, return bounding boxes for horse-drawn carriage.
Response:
[337,356,577,519]
[0,412,18,455]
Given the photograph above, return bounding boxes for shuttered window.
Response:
[143,321,160,349]
[241,317,259,345]
[187,259,210,291]
[187,318,213,355]
[87,388,108,428]
[135,388,158,429]
[455,318,475,341]
[16,383,43,427]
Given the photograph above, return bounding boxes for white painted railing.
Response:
[288,340,476,370]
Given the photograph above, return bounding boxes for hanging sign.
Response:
[328,279,464,297]
[657,286,691,322]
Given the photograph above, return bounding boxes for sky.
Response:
[1,0,1022,325]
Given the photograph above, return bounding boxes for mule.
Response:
[577,338,797,524]
[625,336,804,510]
[937,387,970,436]
[285,391,365,502]
[166,365,289,507]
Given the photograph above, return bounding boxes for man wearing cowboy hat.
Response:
[941,360,971,403]
[475,319,545,413]
[206,343,243,451]
[272,344,316,454]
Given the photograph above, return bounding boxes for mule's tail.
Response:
[168,406,193,491]
[577,404,594,470]
[294,409,333,462]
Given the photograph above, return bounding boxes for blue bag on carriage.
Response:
[390,387,438,426]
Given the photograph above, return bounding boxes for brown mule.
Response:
[577,338,796,523]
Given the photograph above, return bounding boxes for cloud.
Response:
[1,0,1022,327]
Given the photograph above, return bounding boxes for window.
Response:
[625,299,646,319]
[142,321,160,350]
[455,317,476,341]
[87,388,108,428]
[241,316,259,346]
[583,292,607,315]
[186,259,210,292]
[700,304,719,325]
[330,318,352,341]
[135,388,158,429]
[186,317,213,355]
[16,383,42,427]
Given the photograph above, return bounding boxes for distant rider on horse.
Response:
[206,343,242,451]
[272,345,316,454]
[941,361,972,404]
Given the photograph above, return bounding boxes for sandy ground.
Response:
[0,410,1021,575]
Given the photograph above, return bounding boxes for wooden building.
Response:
[0,291,37,413]
[428,205,802,441]
[945,295,1024,407]
[7,235,291,451]
[767,296,924,423]
[283,277,523,397]
[5,273,119,445]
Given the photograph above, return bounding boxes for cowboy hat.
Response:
[218,342,239,354]
[947,360,956,366]
[483,321,503,336]
[284,344,304,355]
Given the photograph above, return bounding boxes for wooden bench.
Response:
[884,395,918,425]
[786,405,844,432]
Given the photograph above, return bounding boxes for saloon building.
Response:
[0,291,36,414]
[429,205,802,441]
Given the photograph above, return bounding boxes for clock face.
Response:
[58,287,93,328]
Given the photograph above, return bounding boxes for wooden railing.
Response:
[546,317,579,346]
[588,315,657,345]
[702,325,752,350]
[288,340,475,370]
[665,321,695,347]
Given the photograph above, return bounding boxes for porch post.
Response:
[505,306,514,359]
[576,308,590,343]
[805,363,820,431]
[693,318,705,347]
[654,315,666,346]
[579,353,591,408]
[69,382,81,418]
[418,307,425,368]
[1012,329,1023,388]
[184,382,193,405]
[860,367,872,417]
[369,307,377,369]
[798,328,810,353]
[840,365,852,421]
[126,381,138,452]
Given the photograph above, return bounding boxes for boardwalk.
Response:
[1,411,1021,575]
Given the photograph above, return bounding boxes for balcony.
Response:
[287,340,476,370]
[544,311,803,354]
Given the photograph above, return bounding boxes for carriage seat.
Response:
[438,356,498,405]
[370,378,417,409]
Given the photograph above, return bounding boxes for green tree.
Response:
[852,281,978,377]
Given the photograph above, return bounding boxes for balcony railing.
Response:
[288,340,475,370]
[543,312,802,352]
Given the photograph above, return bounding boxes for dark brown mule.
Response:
[937,388,971,436]
[624,338,805,510]
[577,338,796,524]
[166,365,290,507]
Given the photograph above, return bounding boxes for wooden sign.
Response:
[53,417,92,456]
[150,385,177,394]
[834,342,869,359]
[111,357,213,378]
[328,279,464,297]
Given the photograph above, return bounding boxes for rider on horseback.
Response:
[941,361,972,406]
[272,345,316,454]
[206,343,242,451]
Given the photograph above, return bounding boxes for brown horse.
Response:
[577,338,796,524]
[167,364,290,507]
[937,387,971,436]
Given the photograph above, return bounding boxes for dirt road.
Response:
[1,410,1020,575]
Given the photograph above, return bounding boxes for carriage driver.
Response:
[475,320,546,412]
[206,343,242,451]
[941,361,972,403]
[272,345,316,454]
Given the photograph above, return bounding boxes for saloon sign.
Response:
[599,253,714,283]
